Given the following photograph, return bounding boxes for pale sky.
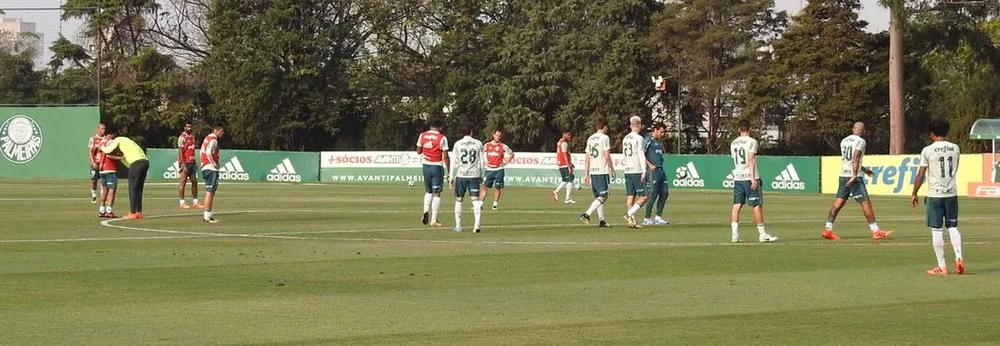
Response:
[1,0,891,68]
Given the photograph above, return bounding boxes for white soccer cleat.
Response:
[565,199,576,204]
[454,226,463,233]
[654,217,670,225]
[731,236,742,243]
[759,234,778,243]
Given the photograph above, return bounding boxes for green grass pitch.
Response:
[2,181,999,345]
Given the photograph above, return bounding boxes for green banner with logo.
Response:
[0,106,101,179]
[147,148,319,183]
[664,155,819,193]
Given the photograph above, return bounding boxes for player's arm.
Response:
[747,149,759,190]
[415,136,423,155]
[583,145,592,185]
[100,138,119,154]
[604,137,615,179]
[177,137,186,172]
[503,144,514,166]
[911,150,930,207]
[561,142,572,171]
[89,140,99,167]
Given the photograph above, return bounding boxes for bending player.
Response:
[450,124,486,233]
[417,119,450,227]
[579,120,614,227]
[481,130,513,210]
[729,119,778,243]
[911,119,963,275]
[822,122,893,240]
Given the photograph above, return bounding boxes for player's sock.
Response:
[932,229,947,268]
[656,193,667,216]
[565,185,573,201]
[204,210,213,221]
[473,200,483,229]
[731,222,739,239]
[948,227,963,260]
[105,205,112,214]
[586,199,601,216]
[825,221,834,230]
[431,196,442,223]
[99,205,106,214]
[91,189,97,198]
[868,222,879,232]
[454,201,463,227]
[756,224,767,236]
[492,200,498,208]
[193,199,199,205]
[423,193,432,213]
[627,203,641,217]
[597,203,606,221]
[179,199,185,206]
[554,182,566,193]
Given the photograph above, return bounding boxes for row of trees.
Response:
[1,0,999,154]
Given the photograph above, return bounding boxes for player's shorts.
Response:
[454,177,482,198]
[646,168,668,196]
[624,173,646,196]
[202,170,220,193]
[590,174,611,198]
[733,179,763,207]
[484,169,505,189]
[559,167,575,183]
[182,162,198,179]
[925,196,959,229]
[422,164,445,194]
[100,173,118,190]
[836,176,870,202]
[90,167,100,180]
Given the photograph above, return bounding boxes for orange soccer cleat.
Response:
[955,258,965,274]
[192,203,205,209]
[122,213,139,219]
[872,230,894,240]
[180,203,191,209]
[822,230,840,240]
[926,266,948,275]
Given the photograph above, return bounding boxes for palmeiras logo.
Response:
[1,115,43,164]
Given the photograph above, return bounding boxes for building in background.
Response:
[0,17,45,66]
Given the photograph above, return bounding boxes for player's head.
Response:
[96,122,106,136]
[595,119,608,133]
[460,123,475,137]
[737,119,751,135]
[212,123,225,138]
[562,131,572,140]
[104,124,118,139]
[492,130,503,142]
[651,122,667,140]
[852,122,865,136]
[929,118,950,139]
[183,121,192,134]
[629,116,642,132]
[428,118,443,131]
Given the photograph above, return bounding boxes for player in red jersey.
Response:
[177,122,202,209]
[96,134,120,218]
[416,120,450,226]
[87,123,106,203]
[552,131,576,204]
[200,124,225,223]
[481,130,514,210]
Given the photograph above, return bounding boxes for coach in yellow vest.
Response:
[101,125,149,220]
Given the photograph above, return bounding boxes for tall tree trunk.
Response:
[889,8,905,154]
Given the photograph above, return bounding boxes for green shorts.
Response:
[926,196,958,229]
[454,177,482,198]
[203,170,220,193]
[484,170,505,189]
[590,174,610,198]
[836,176,870,202]
[624,173,646,196]
[733,180,763,207]
[100,173,118,190]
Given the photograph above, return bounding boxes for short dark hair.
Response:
[652,122,667,131]
[427,117,443,129]
[738,119,751,132]
[595,119,607,130]
[212,123,224,130]
[460,123,475,136]
[929,118,950,137]
[104,125,119,135]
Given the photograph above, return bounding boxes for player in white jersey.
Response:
[621,116,647,228]
[822,122,894,241]
[729,119,778,243]
[449,124,486,233]
[580,119,615,227]
[911,119,964,275]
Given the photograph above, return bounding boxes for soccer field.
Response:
[2,181,999,345]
